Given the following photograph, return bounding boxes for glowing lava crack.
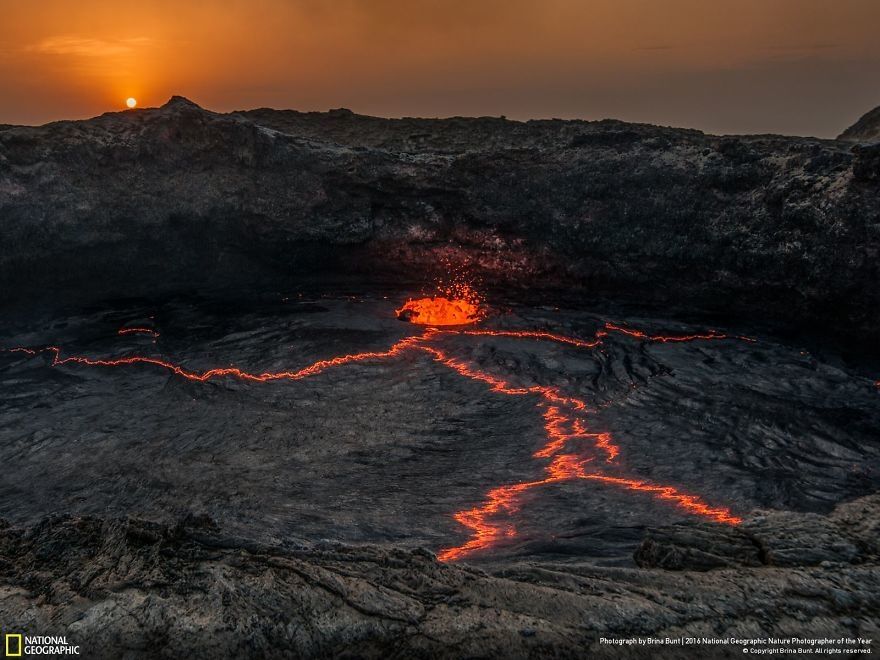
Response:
[117,327,160,338]
[3,313,750,562]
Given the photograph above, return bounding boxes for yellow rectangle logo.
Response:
[5,634,23,657]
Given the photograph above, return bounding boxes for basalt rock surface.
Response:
[1,97,879,349]
[839,104,880,144]
[2,297,878,565]
[634,494,880,571]
[0,496,877,659]
[1,294,878,656]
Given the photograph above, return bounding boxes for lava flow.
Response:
[118,327,160,338]
[451,329,601,348]
[2,297,751,564]
[438,321,751,350]
[421,343,741,561]
[602,322,756,344]
[435,451,741,562]
[435,454,595,562]
[8,333,430,384]
[578,474,743,525]
[535,406,618,462]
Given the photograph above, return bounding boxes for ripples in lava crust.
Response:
[1,294,878,564]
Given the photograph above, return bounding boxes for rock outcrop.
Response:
[1,97,878,349]
[1,496,877,658]
[635,494,879,571]
[839,105,880,143]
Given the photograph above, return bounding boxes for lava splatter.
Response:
[396,282,483,326]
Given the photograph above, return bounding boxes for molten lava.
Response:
[451,329,601,348]
[434,448,741,562]
[439,321,752,349]
[118,327,160,338]
[2,298,755,563]
[578,473,743,525]
[12,335,428,384]
[397,297,482,326]
[602,322,756,344]
[422,344,740,561]
[397,282,483,326]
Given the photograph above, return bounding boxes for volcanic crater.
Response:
[1,98,879,658]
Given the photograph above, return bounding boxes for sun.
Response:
[125,97,137,109]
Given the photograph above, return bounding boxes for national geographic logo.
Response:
[4,635,22,657]
[4,634,80,656]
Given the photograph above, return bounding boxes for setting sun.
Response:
[125,97,137,109]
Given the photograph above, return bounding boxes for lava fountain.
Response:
[396,283,483,326]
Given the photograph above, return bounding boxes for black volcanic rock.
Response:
[162,94,208,111]
[1,496,877,659]
[0,98,879,348]
[839,105,880,143]
[634,495,880,571]
[853,143,880,183]
[634,524,765,570]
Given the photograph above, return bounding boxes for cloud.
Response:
[767,43,840,52]
[27,36,151,57]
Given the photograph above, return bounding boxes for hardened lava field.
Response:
[1,292,878,565]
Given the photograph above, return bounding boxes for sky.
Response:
[1,0,878,136]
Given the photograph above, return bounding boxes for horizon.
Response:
[3,92,877,140]
[1,1,880,137]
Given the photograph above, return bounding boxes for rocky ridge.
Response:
[839,104,880,144]
[0,97,878,349]
[0,494,877,659]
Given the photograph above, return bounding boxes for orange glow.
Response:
[441,322,752,350]
[437,454,600,562]
[535,406,618,462]
[425,343,738,561]
[2,2,878,135]
[436,448,740,561]
[7,347,38,356]
[435,460,583,562]
[397,297,482,326]
[397,283,483,326]
[578,473,743,525]
[10,333,429,383]
[118,326,158,338]
[3,301,749,563]
[450,328,601,348]
[602,322,756,344]
[418,344,591,412]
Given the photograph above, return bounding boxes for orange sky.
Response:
[1,0,879,136]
